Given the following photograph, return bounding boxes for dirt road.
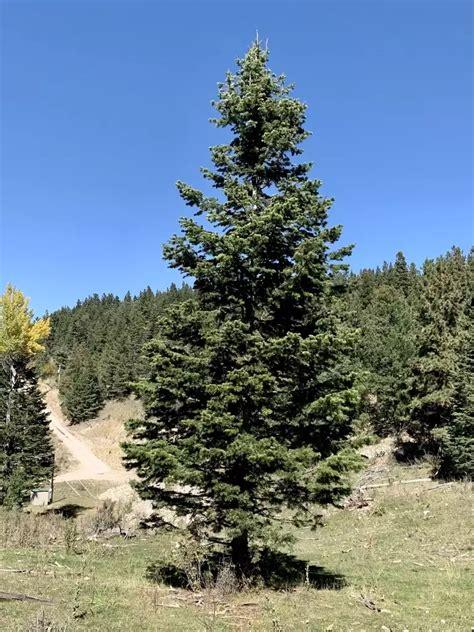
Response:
[43,387,129,483]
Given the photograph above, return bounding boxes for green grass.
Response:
[1,464,472,631]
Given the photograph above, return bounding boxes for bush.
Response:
[146,538,220,591]
[87,498,134,535]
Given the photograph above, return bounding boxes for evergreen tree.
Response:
[124,42,360,576]
[356,283,416,436]
[345,252,423,438]
[391,251,410,296]
[0,357,54,506]
[433,311,474,478]
[60,348,103,423]
[98,329,133,399]
[406,247,472,476]
[0,285,53,506]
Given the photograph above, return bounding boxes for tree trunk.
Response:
[50,456,55,504]
[2,358,16,481]
[230,530,251,580]
[5,358,16,427]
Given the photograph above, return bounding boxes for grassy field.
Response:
[1,463,472,631]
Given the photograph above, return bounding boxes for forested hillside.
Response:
[43,284,193,421]
[42,246,472,481]
[348,247,472,478]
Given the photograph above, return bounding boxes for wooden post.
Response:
[50,456,55,504]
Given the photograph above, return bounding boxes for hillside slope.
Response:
[1,458,472,630]
[73,396,144,472]
[42,385,139,482]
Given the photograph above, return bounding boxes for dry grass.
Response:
[41,383,142,474]
[53,436,78,477]
[1,462,472,631]
[74,397,143,471]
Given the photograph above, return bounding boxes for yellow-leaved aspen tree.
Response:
[0,285,52,506]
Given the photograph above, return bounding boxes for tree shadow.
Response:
[394,440,423,463]
[258,548,346,590]
[146,562,190,588]
[146,547,346,591]
[49,503,88,518]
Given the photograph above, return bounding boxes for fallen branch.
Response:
[360,477,431,490]
[358,594,381,612]
[0,591,52,603]
[0,568,57,577]
[426,482,455,492]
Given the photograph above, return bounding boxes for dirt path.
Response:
[43,387,129,483]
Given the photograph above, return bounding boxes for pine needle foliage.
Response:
[0,357,53,506]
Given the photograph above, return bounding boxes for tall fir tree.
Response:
[406,247,473,476]
[60,347,103,423]
[355,283,417,436]
[0,285,53,506]
[391,251,411,296]
[124,42,360,576]
[98,328,134,399]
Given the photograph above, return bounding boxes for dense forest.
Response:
[42,246,473,483]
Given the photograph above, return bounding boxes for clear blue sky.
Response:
[1,1,472,316]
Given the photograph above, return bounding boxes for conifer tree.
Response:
[60,348,103,423]
[434,311,474,478]
[124,42,360,576]
[406,247,473,476]
[98,330,133,399]
[356,283,416,435]
[391,251,411,296]
[0,285,53,506]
